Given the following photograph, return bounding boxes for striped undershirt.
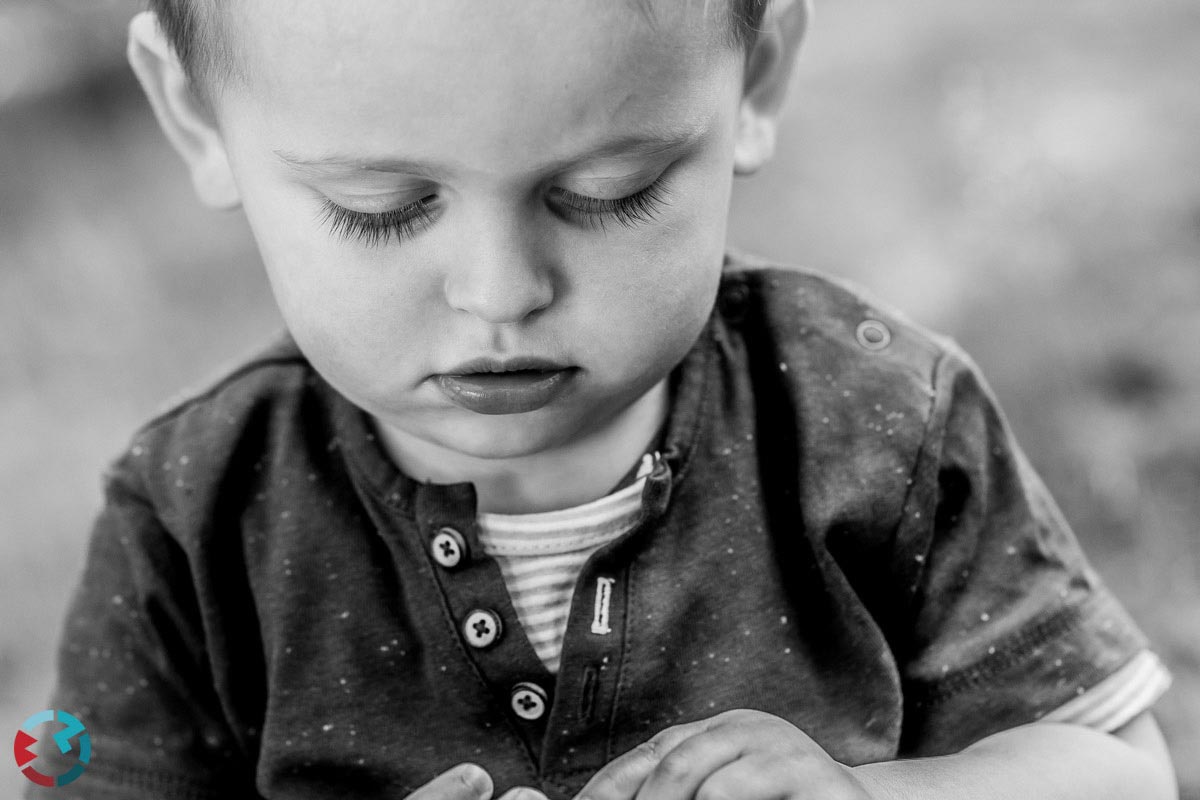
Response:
[475,454,655,673]
[475,458,1170,729]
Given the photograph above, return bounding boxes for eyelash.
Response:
[549,178,673,232]
[320,178,672,247]
[320,196,438,248]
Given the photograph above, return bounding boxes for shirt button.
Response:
[718,281,750,322]
[855,319,892,351]
[462,608,503,649]
[431,527,468,569]
[510,682,548,721]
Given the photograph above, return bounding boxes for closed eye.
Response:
[319,195,440,247]
[548,177,673,231]
[320,176,673,247]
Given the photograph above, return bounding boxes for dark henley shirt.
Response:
[30,261,1149,799]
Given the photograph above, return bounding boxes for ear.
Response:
[733,0,810,175]
[127,11,240,209]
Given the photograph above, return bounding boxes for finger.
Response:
[695,753,868,800]
[575,716,728,800]
[409,762,494,800]
[632,728,746,800]
[632,710,806,800]
[694,755,790,800]
[496,788,552,800]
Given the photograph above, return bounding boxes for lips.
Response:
[434,357,578,415]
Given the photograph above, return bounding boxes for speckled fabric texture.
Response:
[30,258,1150,799]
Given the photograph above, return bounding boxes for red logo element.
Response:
[13,729,38,769]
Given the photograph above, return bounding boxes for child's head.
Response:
[128,0,806,467]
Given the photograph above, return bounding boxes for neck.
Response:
[377,379,668,514]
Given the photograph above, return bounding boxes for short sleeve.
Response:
[896,347,1160,756]
[26,466,259,799]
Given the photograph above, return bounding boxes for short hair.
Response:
[148,0,772,92]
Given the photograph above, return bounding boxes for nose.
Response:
[442,208,555,325]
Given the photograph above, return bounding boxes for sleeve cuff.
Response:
[1040,650,1172,732]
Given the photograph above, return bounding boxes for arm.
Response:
[26,472,258,800]
[854,347,1177,799]
[855,711,1177,800]
[573,709,1177,800]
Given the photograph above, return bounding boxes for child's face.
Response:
[211,0,747,459]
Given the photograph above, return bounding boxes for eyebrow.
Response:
[273,124,709,177]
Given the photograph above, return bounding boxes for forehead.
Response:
[219,0,738,170]
[225,0,730,58]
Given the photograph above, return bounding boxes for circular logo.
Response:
[13,710,91,787]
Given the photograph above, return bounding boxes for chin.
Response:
[432,413,576,460]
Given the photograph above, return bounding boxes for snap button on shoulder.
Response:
[510,682,548,721]
[431,527,467,569]
[462,608,502,649]
[855,319,892,351]
[718,281,750,322]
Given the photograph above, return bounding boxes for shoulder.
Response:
[104,332,332,527]
[718,252,974,424]
[133,330,315,452]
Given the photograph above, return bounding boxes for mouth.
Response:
[434,357,579,415]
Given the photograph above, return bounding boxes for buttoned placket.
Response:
[536,452,675,785]
[410,481,558,763]
[403,453,676,781]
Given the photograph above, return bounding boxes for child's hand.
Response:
[407,763,549,800]
[573,710,874,800]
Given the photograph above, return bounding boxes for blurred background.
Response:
[1,0,1197,795]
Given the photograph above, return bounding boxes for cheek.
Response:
[233,170,330,301]
[247,205,351,353]
[578,239,724,380]
[220,131,371,335]
[618,169,732,326]
[233,179,441,388]
[636,138,736,284]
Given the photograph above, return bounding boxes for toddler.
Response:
[31,1,1178,798]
